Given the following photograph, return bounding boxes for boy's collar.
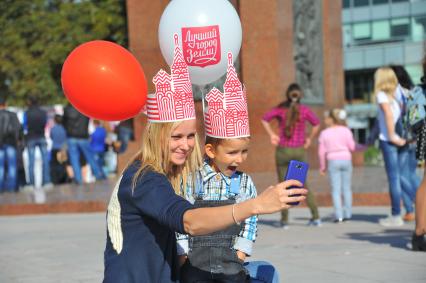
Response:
[201,158,237,185]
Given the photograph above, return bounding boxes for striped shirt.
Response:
[176,160,258,256]
[262,104,320,148]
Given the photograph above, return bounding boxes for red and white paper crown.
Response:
[147,34,195,122]
[203,52,250,138]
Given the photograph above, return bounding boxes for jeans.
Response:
[93,151,106,179]
[380,141,417,216]
[327,159,353,220]
[244,261,279,283]
[27,137,51,186]
[117,126,133,153]
[67,138,103,184]
[0,145,17,192]
[401,144,420,213]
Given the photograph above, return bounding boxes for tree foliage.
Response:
[0,0,127,106]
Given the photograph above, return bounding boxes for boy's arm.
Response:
[233,175,258,257]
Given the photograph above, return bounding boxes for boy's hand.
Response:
[178,255,187,267]
[236,250,246,262]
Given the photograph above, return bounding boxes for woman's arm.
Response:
[261,120,280,146]
[304,124,320,149]
[183,180,307,236]
[379,103,406,146]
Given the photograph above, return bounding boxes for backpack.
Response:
[0,110,22,146]
[405,85,426,133]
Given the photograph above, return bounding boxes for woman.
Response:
[391,65,420,222]
[411,56,426,251]
[374,67,416,227]
[318,109,355,223]
[261,83,321,228]
[103,119,307,282]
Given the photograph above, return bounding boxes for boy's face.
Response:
[206,138,250,176]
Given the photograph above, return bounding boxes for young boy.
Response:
[177,52,265,283]
[177,136,258,282]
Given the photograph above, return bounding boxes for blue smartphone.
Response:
[284,160,309,205]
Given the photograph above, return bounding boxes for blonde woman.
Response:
[103,120,307,283]
[375,67,415,227]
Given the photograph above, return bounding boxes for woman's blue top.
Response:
[103,162,192,283]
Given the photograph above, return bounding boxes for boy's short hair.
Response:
[205,136,250,148]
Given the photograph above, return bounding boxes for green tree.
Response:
[0,0,127,106]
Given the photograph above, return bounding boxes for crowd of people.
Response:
[260,61,426,255]
[0,99,134,193]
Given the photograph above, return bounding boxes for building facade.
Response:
[122,0,345,188]
[342,0,426,143]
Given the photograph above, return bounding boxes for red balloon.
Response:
[61,40,147,121]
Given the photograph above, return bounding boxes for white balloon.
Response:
[159,0,242,85]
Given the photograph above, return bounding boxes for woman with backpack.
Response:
[390,65,420,222]
[410,57,426,251]
[375,67,416,227]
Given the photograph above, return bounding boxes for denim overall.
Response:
[180,173,249,283]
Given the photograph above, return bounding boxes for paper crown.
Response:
[147,34,195,122]
[203,52,250,138]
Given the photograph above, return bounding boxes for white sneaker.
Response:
[42,183,54,191]
[21,185,34,193]
[379,215,404,227]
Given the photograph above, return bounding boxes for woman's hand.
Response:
[178,255,187,268]
[390,135,406,147]
[320,169,326,176]
[303,137,312,149]
[253,180,307,214]
[270,134,280,146]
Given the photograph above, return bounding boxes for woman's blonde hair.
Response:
[374,67,398,97]
[127,121,202,195]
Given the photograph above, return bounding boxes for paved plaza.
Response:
[0,206,425,283]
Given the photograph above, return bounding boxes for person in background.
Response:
[62,103,104,184]
[113,118,134,154]
[261,83,322,228]
[49,114,69,185]
[411,56,426,251]
[374,67,416,227]
[0,96,22,193]
[390,65,420,222]
[318,108,355,223]
[25,96,52,190]
[90,120,107,179]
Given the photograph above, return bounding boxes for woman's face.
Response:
[169,119,197,166]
